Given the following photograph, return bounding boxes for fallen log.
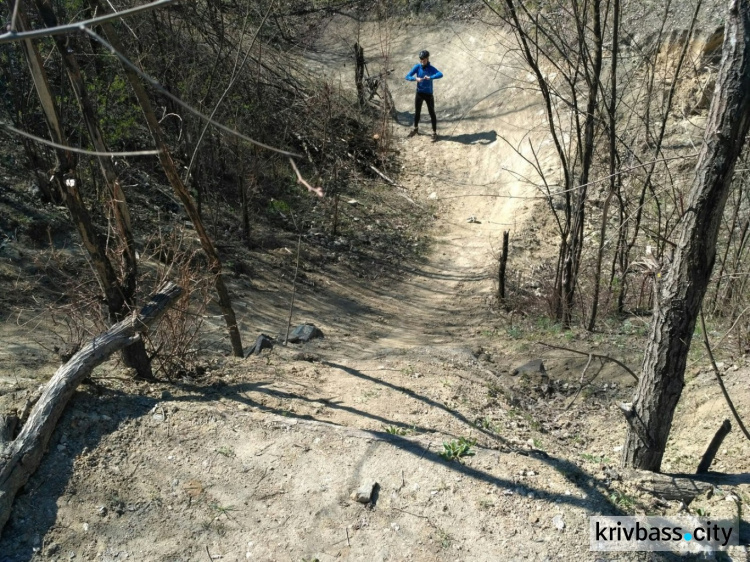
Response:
[0,282,182,534]
[625,469,750,503]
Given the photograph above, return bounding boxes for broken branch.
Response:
[537,341,638,381]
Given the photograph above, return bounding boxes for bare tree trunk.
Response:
[94,6,244,356]
[0,283,182,535]
[562,0,604,329]
[622,0,750,471]
[589,0,620,331]
[17,8,154,372]
[33,0,151,376]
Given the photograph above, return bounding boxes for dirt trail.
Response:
[4,18,749,562]
[306,18,550,353]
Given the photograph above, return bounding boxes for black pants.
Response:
[414,92,436,132]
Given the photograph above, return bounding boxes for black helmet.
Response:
[419,50,429,59]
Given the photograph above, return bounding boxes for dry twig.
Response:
[289,158,324,197]
[537,341,638,381]
[699,309,750,440]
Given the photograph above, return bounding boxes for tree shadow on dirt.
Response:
[171,376,632,524]
[171,379,450,439]
[3,375,743,561]
[171,376,610,508]
[0,386,158,562]
[322,361,508,446]
[174,368,749,555]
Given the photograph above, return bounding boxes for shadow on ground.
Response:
[437,130,497,145]
[0,386,158,562]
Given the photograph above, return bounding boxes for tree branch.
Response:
[0,0,176,44]
[536,341,639,381]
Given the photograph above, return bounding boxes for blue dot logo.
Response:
[684,533,693,541]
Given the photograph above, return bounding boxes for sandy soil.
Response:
[1,17,749,562]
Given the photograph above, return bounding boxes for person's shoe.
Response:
[431,132,438,141]
[408,128,418,138]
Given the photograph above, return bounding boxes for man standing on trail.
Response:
[405,50,443,141]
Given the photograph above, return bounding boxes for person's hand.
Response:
[423,76,430,80]
[416,77,423,82]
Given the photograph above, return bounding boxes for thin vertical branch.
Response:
[284,234,302,346]
[700,309,750,440]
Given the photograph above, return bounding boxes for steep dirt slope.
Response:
[304,17,554,349]
[1,17,749,562]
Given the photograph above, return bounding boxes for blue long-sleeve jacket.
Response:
[405,63,443,94]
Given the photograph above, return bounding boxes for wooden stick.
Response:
[498,231,509,303]
[537,341,639,381]
[289,157,324,197]
[696,419,732,473]
[284,234,302,345]
[700,309,750,440]
[0,282,182,534]
[564,353,593,411]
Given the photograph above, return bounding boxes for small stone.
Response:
[97,506,107,517]
[82,522,89,532]
[351,481,377,504]
[512,359,547,376]
[552,514,565,530]
[428,192,438,200]
[287,324,324,344]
